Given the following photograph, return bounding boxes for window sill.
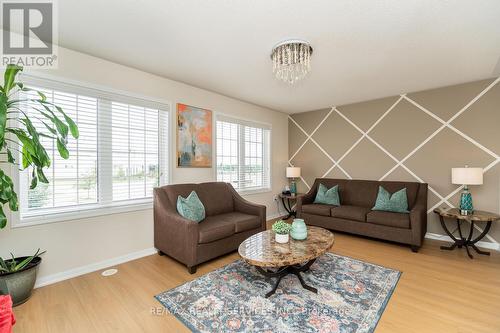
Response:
[237,188,272,196]
[13,201,153,228]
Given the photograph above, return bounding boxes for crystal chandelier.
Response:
[271,39,313,84]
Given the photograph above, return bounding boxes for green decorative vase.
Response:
[291,218,307,240]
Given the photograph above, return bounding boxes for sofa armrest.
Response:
[228,184,267,231]
[296,188,316,218]
[410,207,427,246]
[154,188,199,266]
[409,183,428,246]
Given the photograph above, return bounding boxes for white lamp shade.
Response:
[451,167,483,185]
[286,167,301,178]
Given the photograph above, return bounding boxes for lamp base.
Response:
[459,188,474,216]
[290,180,297,194]
[460,209,473,216]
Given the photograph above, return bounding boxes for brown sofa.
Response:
[154,182,266,273]
[297,178,428,252]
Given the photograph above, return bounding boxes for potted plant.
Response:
[0,64,78,305]
[272,220,292,243]
[0,249,45,306]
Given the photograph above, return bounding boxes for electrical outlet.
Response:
[273,195,278,201]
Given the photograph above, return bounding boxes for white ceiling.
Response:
[57,0,500,113]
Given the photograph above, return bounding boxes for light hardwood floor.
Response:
[13,225,500,333]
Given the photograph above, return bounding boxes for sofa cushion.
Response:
[302,204,334,216]
[198,217,235,244]
[331,205,370,222]
[372,186,409,213]
[217,212,261,233]
[196,182,234,216]
[314,184,340,205]
[176,191,206,222]
[366,211,410,229]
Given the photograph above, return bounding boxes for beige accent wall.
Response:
[288,79,500,247]
[0,47,289,283]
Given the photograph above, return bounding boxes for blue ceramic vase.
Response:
[291,218,307,240]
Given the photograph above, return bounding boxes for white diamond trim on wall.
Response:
[289,77,500,245]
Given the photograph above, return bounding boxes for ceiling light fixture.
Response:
[271,39,313,85]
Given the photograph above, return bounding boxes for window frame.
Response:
[10,74,172,228]
[215,114,272,195]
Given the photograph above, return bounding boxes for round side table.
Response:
[278,193,303,219]
[433,207,500,259]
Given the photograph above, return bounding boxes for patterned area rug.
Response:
[155,253,401,333]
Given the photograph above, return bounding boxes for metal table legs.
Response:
[255,259,317,298]
[281,197,296,219]
[438,215,492,259]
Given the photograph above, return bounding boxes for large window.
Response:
[16,77,169,224]
[216,116,271,192]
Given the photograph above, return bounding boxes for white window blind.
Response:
[17,76,170,223]
[21,87,98,210]
[216,116,271,192]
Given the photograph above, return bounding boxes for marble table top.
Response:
[433,207,500,222]
[238,226,334,268]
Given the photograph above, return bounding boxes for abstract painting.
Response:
[177,103,212,167]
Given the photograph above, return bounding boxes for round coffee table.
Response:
[238,226,334,298]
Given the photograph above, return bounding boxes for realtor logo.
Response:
[1,0,58,68]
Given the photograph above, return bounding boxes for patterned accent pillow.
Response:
[314,183,340,205]
[176,191,206,222]
[372,186,409,213]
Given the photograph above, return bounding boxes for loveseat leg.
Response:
[158,250,165,256]
[411,245,419,253]
[188,266,197,274]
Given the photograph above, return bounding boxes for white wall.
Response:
[0,47,289,284]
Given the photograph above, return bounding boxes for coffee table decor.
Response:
[271,219,292,244]
[155,253,401,333]
[239,226,334,298]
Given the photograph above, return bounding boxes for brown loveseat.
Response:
[297,178,428,252]
[154,182,266,273]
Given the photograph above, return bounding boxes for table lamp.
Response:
[286,167,301,195]
[451,166,483,215]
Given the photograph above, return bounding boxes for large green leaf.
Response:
[8,191,18,211]
[39,103,69,138]
[7,128,36,155]
[0,257,7,271]
[41,120,57,136]
[13,249,45,271]
[6,148,15,163]
[3,64,22,94]
[22,145,33,169]
[22,116,51,168]
[56,137,69,159]
[29,168,37,189]
[0,93,7,148]
[0,205,6,229]
[15,83,47,101]
[37,167,49,183]
[54,105,79,139]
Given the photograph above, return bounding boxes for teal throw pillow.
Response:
[314,183,340,205]
[176,191,205,222]
[372,186,409,213]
